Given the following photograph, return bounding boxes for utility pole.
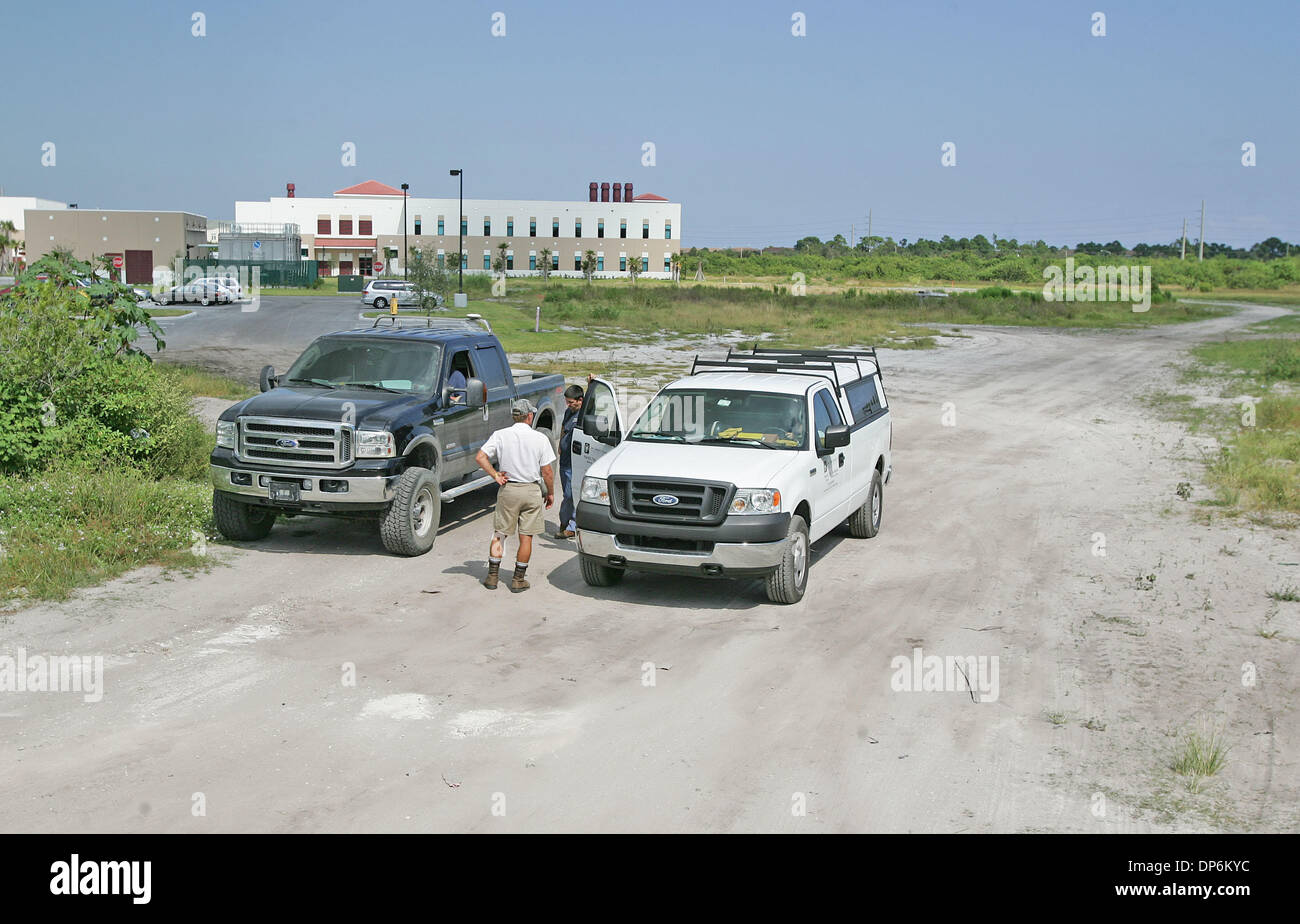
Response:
[1181,218,1187,260]
[1198,200,1205,262]
[850,224,854,249]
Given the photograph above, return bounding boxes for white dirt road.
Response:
[2,304,1297,832]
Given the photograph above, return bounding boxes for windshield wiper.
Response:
[288,377,337,389]
[341,382,402,393]
[629,432,685,441]
[697,437,780,449]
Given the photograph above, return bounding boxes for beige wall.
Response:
[24,210,208,272]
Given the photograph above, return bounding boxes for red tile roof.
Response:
[633,193,668,201]
[334,180,405,197]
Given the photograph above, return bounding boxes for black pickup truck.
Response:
[209,315,565,555]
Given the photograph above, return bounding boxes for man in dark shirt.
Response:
[553,383,585,539]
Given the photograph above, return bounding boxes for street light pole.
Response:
[400,183,409,280]
[449,168,463,296]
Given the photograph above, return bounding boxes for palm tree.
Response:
[669,252,682,285]
[627,253,642,285]
[538,248,552,282]
[581,250,598,286]
[0,220,17,274]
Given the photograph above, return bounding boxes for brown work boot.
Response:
[509,564,530,593]
[483,559,501,590]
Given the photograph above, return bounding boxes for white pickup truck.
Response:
[572,348,892,603]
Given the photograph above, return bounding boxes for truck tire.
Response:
[379,466,440,556]
[579,553,624,587]
[846,470,883,538]
[765,514,809,604]
[212,491,276,541]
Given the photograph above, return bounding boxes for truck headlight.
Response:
[355,430,395,458]
[216,420,237,449]
[580,476,609,505]
[730,488,781,515]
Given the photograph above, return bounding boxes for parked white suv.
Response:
[362,280,444,311]
[572,348,892,604]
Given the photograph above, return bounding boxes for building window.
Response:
[598,219,605,238]
[339,218,353,235]
[575,220,582,238]
[574,255,582,271]
[551,253,559,270]
[437,217,444,235]
[529,254,536,270]
[483,218,491,236]
[483,253,491,270]
[461,217,467,235]
[664,221,671,240]
[317,218,331,235]
[359,219,373,235]
[506,254,514,270]
[597,256,604,271]
[619,256,627,271]
[460,252,467,269]
[620,220,627,239]
[552,219,559,237]
[642,220,650,239]
[642,257,649,272]
[506,219,514,236]
[529,219,537,237]
[664,256,671,272]
[438,253,446,268]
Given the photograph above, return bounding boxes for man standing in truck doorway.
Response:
[552,382,585,540]
[475,398,556,592]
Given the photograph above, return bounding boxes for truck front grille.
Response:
[609,477,733,525]
[237,417,354,468]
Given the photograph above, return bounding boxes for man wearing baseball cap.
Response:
[474,398,557,592]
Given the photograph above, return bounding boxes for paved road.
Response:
[153,295,372,383]
[3,303,1297,832]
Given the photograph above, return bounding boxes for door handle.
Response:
[838,453,845,468]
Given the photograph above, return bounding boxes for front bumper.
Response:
[574,505,790,578]
[210,463,398,512]
[576,529,786,577]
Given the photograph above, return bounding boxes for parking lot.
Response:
[2,299,1296,832]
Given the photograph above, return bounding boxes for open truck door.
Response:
[571,377,626,490]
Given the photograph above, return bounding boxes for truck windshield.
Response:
[628,389,807,450]
[285,339,443,394]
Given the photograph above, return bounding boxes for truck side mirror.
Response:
[821,424,850,452]
[259,365,277,393]
[583,415,619,446]
[464,377,487,409]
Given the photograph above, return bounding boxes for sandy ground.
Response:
[1,304,1297,833]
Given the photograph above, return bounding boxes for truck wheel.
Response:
[380,466,440,556]
[212,491,276,541]
[765,514,809,604]
[847,470,883,538]
[579,553,624,587]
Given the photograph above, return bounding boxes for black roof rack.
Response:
[689,346,882,394]
[369,313,492,333]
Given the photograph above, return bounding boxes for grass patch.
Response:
[1266,585,1300,602]
[145,308,192,318]
[0,466,213,604]
[1191,339,1300,385]
[1170,729,1230,793]
[1247,310,1300,333]
[157,362,256,401]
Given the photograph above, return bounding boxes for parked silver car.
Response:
[155,281,235,306]
[361,279,443,311]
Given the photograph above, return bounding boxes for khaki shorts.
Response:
[493,481,545,535]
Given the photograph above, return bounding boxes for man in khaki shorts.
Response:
[475,398,556,592]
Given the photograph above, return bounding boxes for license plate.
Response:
[269,480,301,503]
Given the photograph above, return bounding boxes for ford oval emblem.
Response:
[652,494,680,507]
[276,438,300,449]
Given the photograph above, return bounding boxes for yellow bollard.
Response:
[390,294,398,315]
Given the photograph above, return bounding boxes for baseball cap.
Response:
[511,398,537,417]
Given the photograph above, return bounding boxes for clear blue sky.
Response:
[3,0,1296,248]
